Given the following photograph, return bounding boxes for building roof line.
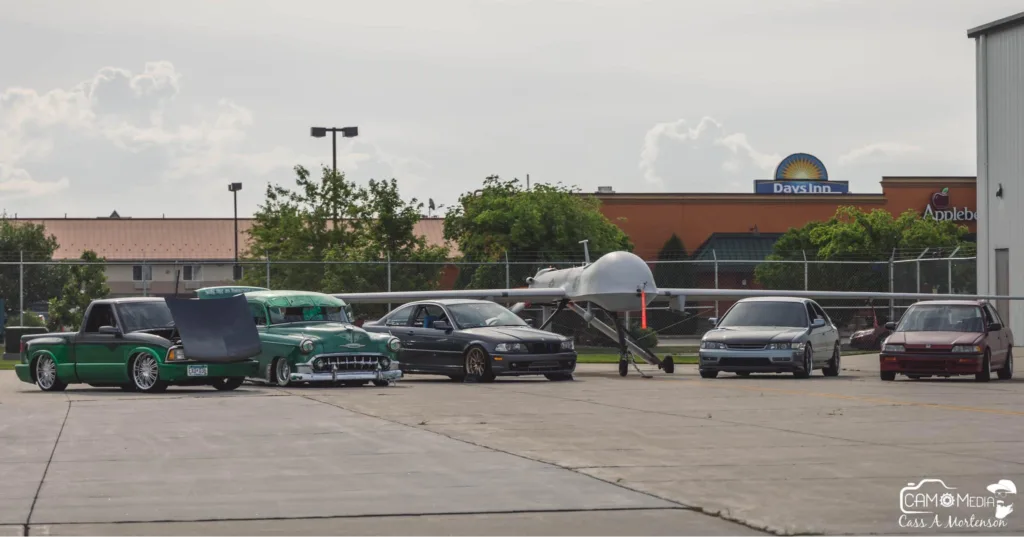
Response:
[967,11,1024,38]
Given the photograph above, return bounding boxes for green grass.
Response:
[577,354,699,364]
[575,347,876,364]
[0,360,17,371]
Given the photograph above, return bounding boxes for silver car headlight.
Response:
[387,337,401,352]
[495,342,526,353]
[767,343,791,350]
[560,339,574,351]
[701,341,726,349]
[300,339,315,354]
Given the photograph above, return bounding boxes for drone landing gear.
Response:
[611,312,651,378]
[561,302,673,377]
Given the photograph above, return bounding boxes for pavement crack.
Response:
[24,400,71,533]
[287,391,775,536]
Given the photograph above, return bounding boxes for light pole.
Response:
[310,126,359,174]
[228,182,242,280]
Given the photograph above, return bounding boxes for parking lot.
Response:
[2,352,1023,536]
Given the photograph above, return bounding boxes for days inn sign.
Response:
[923,188,978,222]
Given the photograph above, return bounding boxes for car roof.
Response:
[909,300,985,306]
[95,297,166,305]
[736,297,813,304]
[398,299,499,307]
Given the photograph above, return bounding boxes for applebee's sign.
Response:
[924,188,978,222]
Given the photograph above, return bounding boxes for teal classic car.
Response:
[15,295,261,393]
[196,287,403,386]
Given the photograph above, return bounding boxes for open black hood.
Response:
[164,295,262,362]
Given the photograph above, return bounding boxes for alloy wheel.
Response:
[275,359,291,386]
[466,349,486,376]
[133,355,160,390]
[36,356,56,390]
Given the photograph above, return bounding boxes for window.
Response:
[117,302,175,332]
[384,305,415,326]
[446,302,527,329]
[811,303,829,325]
[249,302,268,325]
[412,305,448,328]
[985,304,1003,327]
[132,265,152,281]
[182,265,202,281]
[83,304,117,332]
[805,303,819,322]
[718,301,808,328]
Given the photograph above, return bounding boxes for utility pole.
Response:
[228,183,242,280]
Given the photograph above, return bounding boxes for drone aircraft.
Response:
[333,242,1024,377]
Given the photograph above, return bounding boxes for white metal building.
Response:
[970,12,1024,345]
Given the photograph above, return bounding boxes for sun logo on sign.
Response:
[774,153,829,181]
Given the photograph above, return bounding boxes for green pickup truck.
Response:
[195,286,403,387]
[15,295,262,393]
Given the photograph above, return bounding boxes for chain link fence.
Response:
[1,249,980,348]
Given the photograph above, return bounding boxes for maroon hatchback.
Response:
[879,300,1014,382]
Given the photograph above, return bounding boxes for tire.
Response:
[998,348,1013,380]
[272,358,291,387]
[34,355,67,392]
[699,369,718,379]
[545,372,574,381]
[661,355,675,374]
[464,346,495,382]
[823,344,841,377]
[880,371,896,381]
[793,346,812,378]
[130,354,168,393]
[212,378,244,391]
[736,371,751,377]
[372,380,392,387]
[618,359,628,377]
[976,350,992,382]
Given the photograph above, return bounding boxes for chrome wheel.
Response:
[466,349,486,376]
[36,356,56,390]
[275,359,291,386]
[133,355,160,390]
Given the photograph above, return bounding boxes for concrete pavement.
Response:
[1,353,1023,535]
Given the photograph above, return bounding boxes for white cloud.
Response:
[837,142,924,166]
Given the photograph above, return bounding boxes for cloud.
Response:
[837,142,923,166]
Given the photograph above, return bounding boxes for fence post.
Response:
[915,248,929,294]
[947,246,959,294]
[265,250,271,288]
[802,250,808,290]
[19,250,24,325]
[504,250,510,288]
[888,250,895,321]
[386,251,392,312]
[713,249,719,319]
[142,260,148,297]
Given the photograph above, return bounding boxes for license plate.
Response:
[187,365,208,377]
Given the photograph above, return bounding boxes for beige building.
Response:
[13,214,453,298]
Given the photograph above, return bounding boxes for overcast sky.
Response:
[1,0,1021,218]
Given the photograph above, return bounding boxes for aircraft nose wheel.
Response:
[660,355,675,374]
[618,358,628,377]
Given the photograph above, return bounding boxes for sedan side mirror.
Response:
[884,322,897,331]
[708,317,718,327]
[524,318,534,327]
[433,320,452,331]
[99,325,121,337]
[988,322,1002,332]
[811,318,826,328]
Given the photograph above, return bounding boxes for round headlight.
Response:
[300,339,315,353]
[387,337,401,352]
[380,357,391,369]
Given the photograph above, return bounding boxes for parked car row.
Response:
[697,297,1014,382]
[13,287,578,393]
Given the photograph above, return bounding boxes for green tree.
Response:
[755,206,973,295]
[443,175,633,289]
[47,250,110,331]
[0,217,63,320]
[651,233,698,334]
[241,166,450,316]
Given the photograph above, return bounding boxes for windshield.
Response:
[447,302,527,328]
[717,301,808,328]
[896,304,985,333]
[268,306,350,324]
[118,302,175,332]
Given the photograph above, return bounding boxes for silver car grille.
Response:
[725,343,767,350]
[311,354,382,372]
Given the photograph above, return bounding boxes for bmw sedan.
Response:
[361,299,577,382]
[698,297,841,378]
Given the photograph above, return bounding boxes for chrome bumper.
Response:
[290,369,404,383]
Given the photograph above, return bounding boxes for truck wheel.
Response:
[34,355,67,392]
[130,354,168,393]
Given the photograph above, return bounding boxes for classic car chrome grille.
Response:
[725,343,767,350]
[311,354,383,373]
[526,342,563,354]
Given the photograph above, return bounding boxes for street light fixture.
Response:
[228,182,242,280]
[310,126,358,174]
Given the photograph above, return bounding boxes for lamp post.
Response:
[310,126,359,174]
[228,182,242,280]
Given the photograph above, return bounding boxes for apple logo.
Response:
[931,187,950,209]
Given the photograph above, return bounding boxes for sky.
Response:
[1,0,1022,218]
